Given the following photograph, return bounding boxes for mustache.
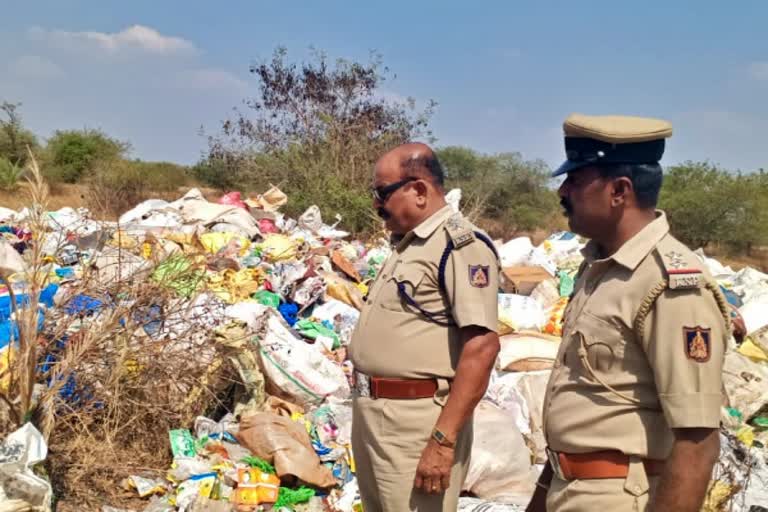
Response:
[377,208,391,220]
[560,198,573,215]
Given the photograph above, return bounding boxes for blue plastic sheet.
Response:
[278,302,299,327]
[0,283,58,322]
[63,294,104,316]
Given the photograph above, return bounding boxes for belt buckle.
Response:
[546,448,566,481]
[354,371,372,399]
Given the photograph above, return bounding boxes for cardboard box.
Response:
[500,266,554,295]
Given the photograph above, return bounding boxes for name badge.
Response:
[669,271,702,290]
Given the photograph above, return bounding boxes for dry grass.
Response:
[0,154,249,508]
[37,255,246,509]
[0,183,223,220]
[0,182,84,213]
[708,246,768,273]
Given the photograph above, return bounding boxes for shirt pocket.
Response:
[568,312,627,376]
[378,266,427,313]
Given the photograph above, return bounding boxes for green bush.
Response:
[83,159,194,218]
[44,129,129,184]
[0,101,39,167]
[0,157,24,191]
[660,162,768,252]
[438,146,560,236]
[192,158,240,191]
[130,160,191,193]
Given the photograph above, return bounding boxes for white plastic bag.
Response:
[0,207,17,224]
[498,237,534,268]
[446,188,462,213]
[0,240,27,276]
[463,402,538,505]
[458,497,526,511]
[0,423,52,511]
[484,370,551,464]
[225,302,270,330]
[722,351,768,422]
[118,199,172,225]
[298,205,323,233]
[498,294,546,332]
[259,313,350,407]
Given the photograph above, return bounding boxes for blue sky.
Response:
[1,1,766,172]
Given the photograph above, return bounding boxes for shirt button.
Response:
[634,485,642,493]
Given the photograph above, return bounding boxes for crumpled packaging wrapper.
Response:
[235,413,336,488]
[246,186,288,212]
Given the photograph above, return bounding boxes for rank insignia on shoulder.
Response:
[683,326,711,363]
[668,269,703,290]
[446,214,463,231]
[469,265,490,288]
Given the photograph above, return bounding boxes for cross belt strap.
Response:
[547,448,665,480]
[396,230,498,326]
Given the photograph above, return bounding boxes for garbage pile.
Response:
[1,188,767,511]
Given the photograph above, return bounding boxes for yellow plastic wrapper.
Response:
[736,425,755,447]
[738,338,768,362]
[232,468,280,506]
[355,282,369,297]
[107,230,139,249]
[141,241,153,259]
[702,480,736,512]
[497,315,515,336]
[162,232,196,250]
[543,297,569,337]
[0,346,14,393]
[260,234,299,262]
[324,273,364,310]
[291,412,313,435]
[199,232,251,256]
[207,268,265,304]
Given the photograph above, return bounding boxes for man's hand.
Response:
[653,428,719,512]
[414,439,455,494]
[412,326,498,495]
[731,309,747,343]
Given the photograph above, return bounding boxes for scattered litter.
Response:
[1,185,767,511]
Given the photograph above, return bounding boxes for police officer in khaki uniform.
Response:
[526,114,730,512]
[350,143,500,512]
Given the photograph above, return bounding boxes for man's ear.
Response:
[610,176,634,207]
[413,179,429,205]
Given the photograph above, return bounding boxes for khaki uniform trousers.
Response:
[351,395,472,512]
[546,456,660,511]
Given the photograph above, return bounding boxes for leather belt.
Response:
[353,371,438,399]
[546,448,665,480]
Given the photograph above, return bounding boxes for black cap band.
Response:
[564,137,665,166]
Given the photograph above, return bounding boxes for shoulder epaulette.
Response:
[658,248,703,290]
[443,213,475,249]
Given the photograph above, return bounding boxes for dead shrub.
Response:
[38,257,243,508]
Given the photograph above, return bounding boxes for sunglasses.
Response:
[371,178,417,202]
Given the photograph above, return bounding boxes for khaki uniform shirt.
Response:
[543,211,728,460]
[350,205,499,379]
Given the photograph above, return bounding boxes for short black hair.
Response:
[598,163,663,208]
[402,153,445,188]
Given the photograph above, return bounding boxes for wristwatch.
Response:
[431,427,456,448]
